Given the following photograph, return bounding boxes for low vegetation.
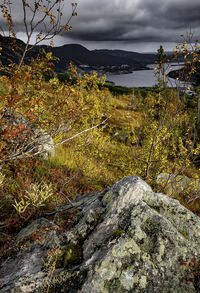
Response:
[0,51,200,257]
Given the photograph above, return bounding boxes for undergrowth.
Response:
[0,54,200,264]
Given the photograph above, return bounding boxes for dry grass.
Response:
[54,92,143,184]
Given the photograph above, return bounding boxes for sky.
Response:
[1,0,200,52]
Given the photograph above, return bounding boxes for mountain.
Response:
[93,49,157,65]
[0,35,156,73]
[0,35,27,65]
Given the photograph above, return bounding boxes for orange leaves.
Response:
[10,128,18,139]
[29,99,35,106]
[24,73,32,81]
[18,123,25,131]
[63,25,72,31]
[12,94,21,103]
[50,40,54,48]
[2,123,25,140]
[25,112,36,119]
[48,62,55,67]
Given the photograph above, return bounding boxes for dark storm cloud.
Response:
[1,0,200,50]
[66,0,200,43]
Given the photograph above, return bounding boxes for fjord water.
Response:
[106,63,187,88]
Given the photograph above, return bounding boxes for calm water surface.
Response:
[106,63,189,88]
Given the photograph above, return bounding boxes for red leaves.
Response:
[6,217,21,231]
[181,257,200,283]
[181,260,188,266]
[2,123,26,141]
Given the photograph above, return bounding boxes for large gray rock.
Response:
[1,110,54,159]
[30,128,55,159]
[1,176,200,293]
[156,173,200,198]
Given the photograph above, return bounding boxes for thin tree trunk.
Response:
[197,95,200,131]
[19,41,29,67]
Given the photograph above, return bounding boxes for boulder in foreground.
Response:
[1,176,200,292]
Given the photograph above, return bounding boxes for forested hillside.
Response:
[0,35,156,73]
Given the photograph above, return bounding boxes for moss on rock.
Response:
[56,243,83,268]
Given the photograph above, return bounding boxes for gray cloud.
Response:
[1,0,200,51]
[73,0,200,41]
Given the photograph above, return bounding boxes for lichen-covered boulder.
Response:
[31,128,55,159]
[1,176,200,293]
[1,110,54,159]
[156,173,200,197]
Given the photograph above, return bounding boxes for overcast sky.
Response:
[1,0,200,52]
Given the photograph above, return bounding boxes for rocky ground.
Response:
[1,176,200,293]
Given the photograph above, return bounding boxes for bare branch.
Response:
[0,1,77,65]
[53,118,108,148]
[0,118,108,163]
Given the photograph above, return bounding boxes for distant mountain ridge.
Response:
[93,49,157,65]
[0,35,157,73]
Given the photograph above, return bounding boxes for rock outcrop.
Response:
[1,176,200,293]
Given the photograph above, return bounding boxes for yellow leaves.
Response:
[50,39,54,48]
[13,182,54,214]
[25,182,53,208]
[13,198,29,214]
[0,168,5,186]
[63,25,71,31]
[193,144,200,156]
[0,76,12,95]
[22,152,31,157]
[16,87,24,95]
[50,14,55,24]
